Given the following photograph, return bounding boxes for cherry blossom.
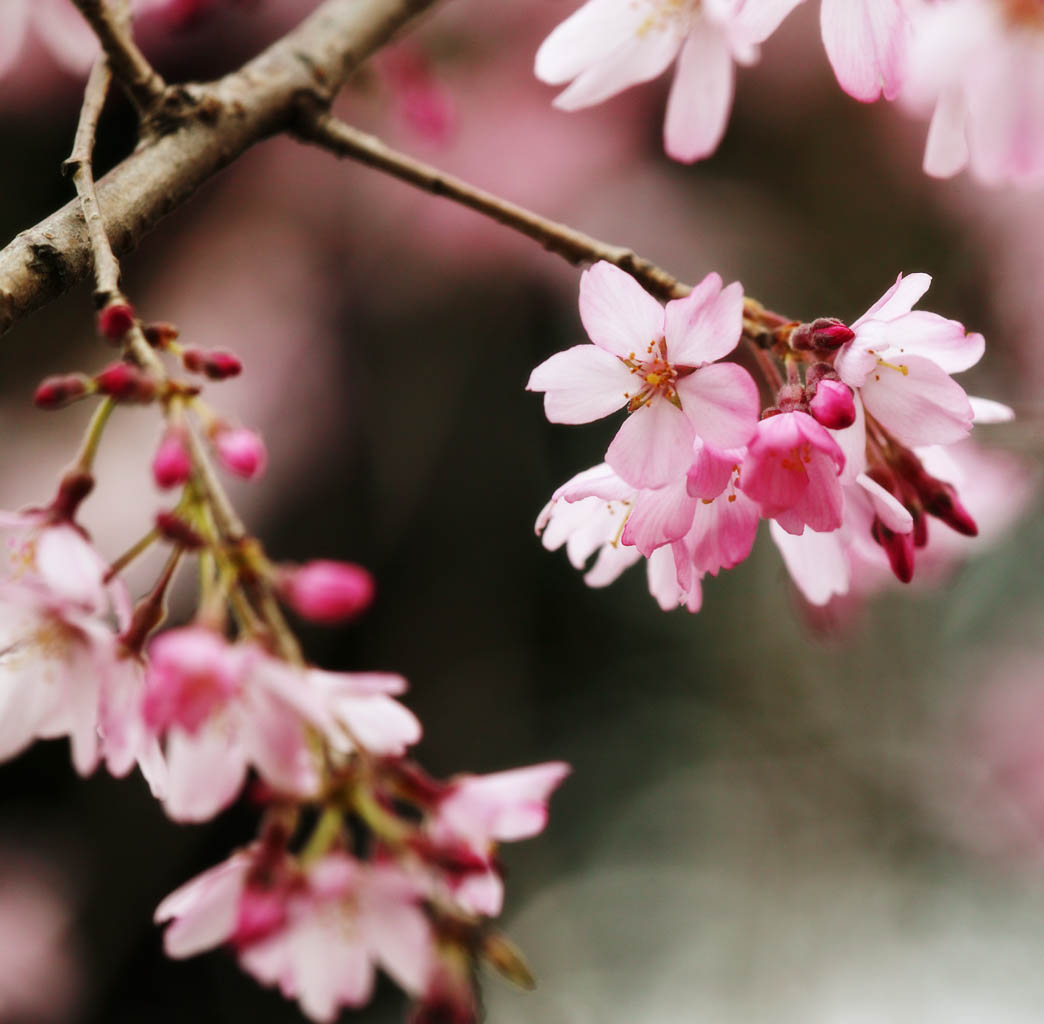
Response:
[902,0,1044,186]
[820,0,911,102]
[156,850,436,1023]
[535,0,805,162]
[834,272,983,447]
[527,261,758,488]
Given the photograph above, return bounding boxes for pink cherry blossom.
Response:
[820,0,910,102]
[429,762,570,916]
[902,0,1044,186]
[834,272,983,447]
[156,850,436,1023]
[741,411,846,534]
[527,262,758,489]
[535,0,806,162]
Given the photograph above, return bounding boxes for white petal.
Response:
[578,261,666,358]
[527,345,632,424]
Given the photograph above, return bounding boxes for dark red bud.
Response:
[872,518,915,584]
[790,317,855,352]
[144,322,180,348]
[924,481,978,537]
[155,511,205,549]
[34,373,89,409]
[97,302,136,341]
[94,362,156,403]
[181,346,243,380]
[804,362,840,388]
[407,835,489,878]
[808,379,856,430]
[912,510,929,548]
[51,470,94,522]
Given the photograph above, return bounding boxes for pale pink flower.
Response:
[820,0,910,102]
[429,762,570,916]
[834,272,984,447]
[902,0,1044,185]
[527,262,758,488]
[741,411,846,534]
[535,0,806,161]
[157,850,435,1023]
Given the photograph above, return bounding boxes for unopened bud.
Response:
[34,373,89,409]
[97,302,136,341]
[407,835,488,879]
[212,425,267,480]
[278,560,375,624]
[923,480,978,537]
[233,888,288,949]
[153,428,193,489]
[912,509,929,548]
[94,362,156,403]
[155,511,204,549]
[809,379,856,430]
[481,931,536,990]
[872,518,915,584]
[804,362,839,388]
[790,317,855,352]
[181,346,243,380]
[144,322,180,348]
[775,383,805,413]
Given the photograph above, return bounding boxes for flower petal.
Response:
[606,399,694,489]
[527,344,632,423]
[676,362,759,449]
[664,276,744,366]
[578,261,666,358]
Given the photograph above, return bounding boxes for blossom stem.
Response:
[299,807,345,866]
[753,346,784,394]
[75,396,117,472]
[104,525,159,582]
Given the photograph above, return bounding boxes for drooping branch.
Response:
[0,0,441,339]
[292,109,792,337]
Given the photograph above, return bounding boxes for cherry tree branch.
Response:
[70,0,168,117]
[0,0,441,339]
[292,109,793,335]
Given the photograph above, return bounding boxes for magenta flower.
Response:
[278,560,376,624]
[156,851,435,1023]
[535,0,805,162]
[741,411,846,535]
[903,0,1044,186]
[820,0,910,102]
[834,273,984,447]
[527,262,758,489]
[211,426,267,480]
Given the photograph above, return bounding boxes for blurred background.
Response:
[1,1,1043,1021]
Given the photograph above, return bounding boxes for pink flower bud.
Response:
[97,302,136,341]
[181,347,243,380]
[94,362,156,403]
[789,317,855,352]
[34,373,88,409]
[924,480,978,537]
[775,382,805,413]
[279,560,375,624]
[212,426,267,480]
[144,322,179,348]
[153,429,193,489]
[155,511,204,549]
[872,517,915,583]
[809,379,856,430]
[233,888,288,949]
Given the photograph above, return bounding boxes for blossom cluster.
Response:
[535,0,1044,187]
[529,261,1015,612]
[5,308,569,1022]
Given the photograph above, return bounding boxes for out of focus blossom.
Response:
[211,425,267,480]
[903,0,1044,186]
[820,0,910,102]
[527,261,757,488]
[535,0,805,162]
[278,559,376,624]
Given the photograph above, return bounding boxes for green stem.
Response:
[105,526,159,582]
[299,806,345,866]
[75,396,116,472]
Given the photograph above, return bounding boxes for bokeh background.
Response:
[1,1,1043,1021]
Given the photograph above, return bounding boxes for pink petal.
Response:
[0,1,29,78]
[584,542,643,587]
[676,362,759,449]
[606,399,695,489]
[686,441,742,499]
[853,272,932,327]
[527,344,632,423]
[969,396,1014,423]
[578,262,666,358]
[243,691,322,798]
[923,86,970,179]
[161,725,249,822]
[156,855,249,958]
[769,521,850,605]
[552,462,634,503]
[820,0,907,103]
[664,276,744,366]
[621,479,695,556]
[685,489,759,576]
[534,0,650,85]
[866,312,984,373]
[663,22,735,162]
[729,0,806,45]
[855,473,913,533]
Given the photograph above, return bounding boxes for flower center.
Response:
[779,442,813,477]
[621,337,689,411]
[636,0,697,36]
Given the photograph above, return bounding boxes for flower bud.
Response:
[94,362,156,403]
[144,321,179,348]
[155,511,204,549]
[872,517,915,583]
[279,560,375,624]
[212,425,267,480]
[34,373,89,409]
[153,429,193,489]
[809,379,856,430]
[789,317,855,352]
[923,480,978,537]
[775,382,805,413]
[481,931,536,990]
[97,302,136,341]
[181,347,243,380]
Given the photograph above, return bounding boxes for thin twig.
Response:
[71,0,167,116]
[293,110,795,339]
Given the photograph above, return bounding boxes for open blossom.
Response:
[820,0,910,102]
[527,261,758,488]
[156,850,435,1023]
[535,0,804,161]
[834,272,984,447]
[902,0,1044,185]
[428,762,570,916]
[144,629,421,821]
